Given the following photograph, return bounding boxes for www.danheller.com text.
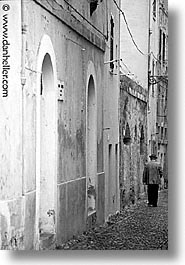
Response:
[1,2,11,98]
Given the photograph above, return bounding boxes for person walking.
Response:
[143,154,163,207]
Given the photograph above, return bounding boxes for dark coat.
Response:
[143,161,162,185]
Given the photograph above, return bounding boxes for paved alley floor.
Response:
[56,189,168,250]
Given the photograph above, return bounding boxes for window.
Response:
[110,16,114,70]
[40,74,43,95]
[161,127,164,139]
[162,32,166,65]
[90,0,98,16]
[158,126,161,139]
[164,128,167,140]
[159,29,162,61]
[123,123,131,145]
[153,0,157,19]
[152,60,155,97]
[140,126,144,155]
[160,153,163,164]
[157,100,160,116]
[134,125,137,141]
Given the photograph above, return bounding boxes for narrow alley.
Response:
[56,189,168,250]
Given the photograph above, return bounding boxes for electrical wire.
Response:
[112,0,146,56]
[150,51,168,65]
[120,60,147,89]
[44,0,168,69]
[112,0,169,68]
[120,60,132,74]
[120,58,168,88]
[40,0,168,86]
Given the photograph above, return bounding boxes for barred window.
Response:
[153,0,156,19]
[110,16,114,70]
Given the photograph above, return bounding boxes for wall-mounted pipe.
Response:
[21,0,27,195]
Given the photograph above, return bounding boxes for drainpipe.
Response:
[21,0,26,196]
[148,0,152,76]
[21,0,26,86]
[148,0,151,101]
[117,0,121,212]
[147,0,151,159]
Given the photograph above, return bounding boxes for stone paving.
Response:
[56,189,168,250]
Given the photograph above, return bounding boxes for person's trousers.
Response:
[147,184,159,206]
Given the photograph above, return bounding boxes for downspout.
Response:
[148,0,151,106]
[147,0,151,158]
[105,0,108,40]
[117,0,121,212]
[21,0,26,196]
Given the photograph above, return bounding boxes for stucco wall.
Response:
[23,0,107,247]
[119,75,147,208]
[61,0,107,36]
[0,0,120,249]
[103,0,120,219]
[0,0,24,250]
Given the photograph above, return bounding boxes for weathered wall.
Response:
[1,0,120,249]
[0,198,25,250]
[0,0,25,250]
[156,0,168,180]
[147,0,168,176]
[60,0,107,36]
[119,75,147,208]
[23,0,107,247]
[147,0,159,156]
[103,0,120,219]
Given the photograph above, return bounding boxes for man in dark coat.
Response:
[143,154,163,207]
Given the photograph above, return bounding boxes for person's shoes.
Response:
[148,204,153,207]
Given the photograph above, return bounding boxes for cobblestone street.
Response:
[56,189,168,250]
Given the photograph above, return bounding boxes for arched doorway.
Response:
[39,53,56,236]
[86,75,97,216]
[35,35,57,249]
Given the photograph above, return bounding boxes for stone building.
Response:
[147,0,168,184]
[0,0,120,250]
[119,0,168,206]
[157,0,168,185]
[119,75,147,208]
[119,0,148,207]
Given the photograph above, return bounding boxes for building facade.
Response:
[119,0,148,207]
[119,75,147,208]
[0,0,120,250]
[147,0,168,184]
[119,0,168,207]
